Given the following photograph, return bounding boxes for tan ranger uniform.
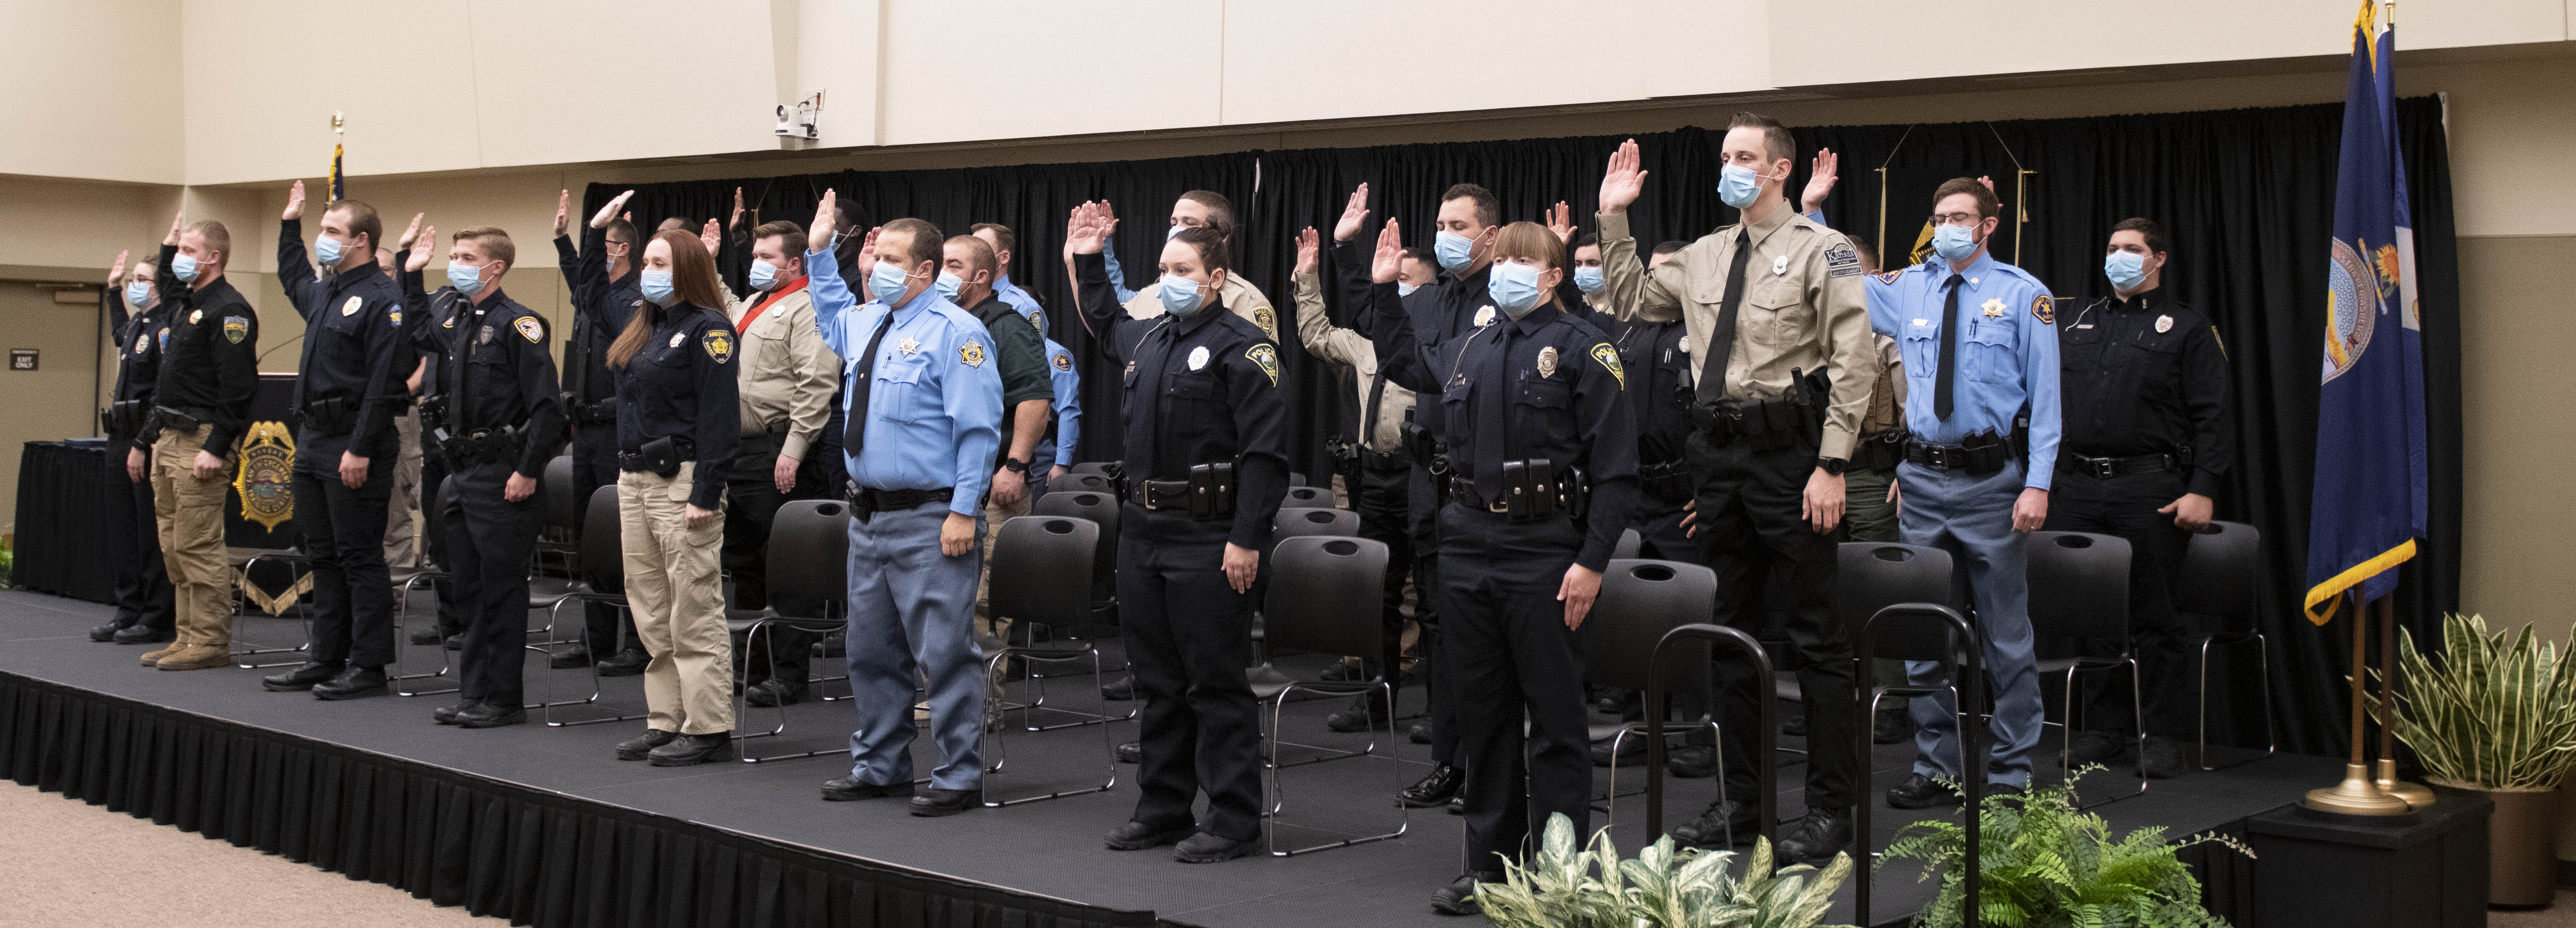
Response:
[1291,271,1414,454]
[727,284,838,464]
[1123,275,1281,344]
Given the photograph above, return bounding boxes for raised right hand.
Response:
[1598,139,1648,214]
[551,190,571,237]
[1369,219,1405,284]
[588,190,635,229]
[108,249,129,287]
[1332,184,1370,242]
[1801,148,1840,215]
[1064,202,1109,255]
[397,212,425,250]
[283,179,305,221]
[406,225,435,272]
[1294,227,1320,275]
[806,190,838,254]
[164,210,185,247]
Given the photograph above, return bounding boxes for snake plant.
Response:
[2374,613,2576,791]
[1475,813,1854,928]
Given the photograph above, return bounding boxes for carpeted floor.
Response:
[0,779,499,926]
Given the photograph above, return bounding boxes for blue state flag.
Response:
[2305,0,2428,623]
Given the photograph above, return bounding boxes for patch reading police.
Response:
[1245,344,1280,387]
[1052,352,1073,372]
[1188,346,1210,371]
[1253,306,1278,341]
[2030,294,2055,325]
[222,316,248,344]
[1590,343,1625,390]
[958,340,985,368]
[1824,242,1863,278]
[703,330,735,364]
[515,316,545,344]
[1027,309,1046,333]
[1536,346,1559,377]
[341,296,363,316]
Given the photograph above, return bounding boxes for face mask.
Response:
[1158,275,1205,316]
[1573,266,1605,294]
[748,260,780,291]
[934,270,962,303]
[1396,281,1419,298]
[171,253,203,284]
[448,261,488,297]
[867,260,911,305]
[639,269,676,306]
[125,281,152,308]
[1166,224,1186,241]
[1433,230,1475,272]
[1487,262,1545,317]
[1716,163,1767,210]
[2104,250,2147,291]
[314,234,345,270]
[1932,223,1982,263]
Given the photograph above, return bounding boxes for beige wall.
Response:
[0,1,183,185]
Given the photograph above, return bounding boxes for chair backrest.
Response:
[1262,535,1390,660]
[1062,472,1115,493]
[579,485,623,587]
[989,514,1100,629]
[2025,531,2133,641]
[1069,461,1116,476]
[1283,485,1330,507]
[767,499,852,619]
[2173,520,2260,623]
[1838,542,1958,662]
[542,455,577,534]
[1289,471,1309,487]
[1034,490,1119,575]
[1612,528,1643,561]
[1273,507,1360,540]
[1580,559,1718,696]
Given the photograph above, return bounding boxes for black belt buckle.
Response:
[2086,456,2121,480]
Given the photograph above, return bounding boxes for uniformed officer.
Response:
[603,229,743,767]
[1100,192,1282,342]
[261,181,413,700]
[925,234,1052,665]
[803,196,1003,817]
[2048,217,2230,780]
[552,189,651,677]
[1031,335,1081,498]
[139,211,259,672]
[1869,177,2061,809]
[399,223,566,728]
[722,219,841,708]
[1591,119,1877,861]
[93,250,176,647]
[1360,218,1636,915]
[1066,200,1288,864]
[971,223,1048,334]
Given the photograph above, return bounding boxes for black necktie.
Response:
[1695,229,1754,406]
[1472,327,1513,499]
[1935,273,1964,421]
[842,312,897,459]
[1362,370,1388,450]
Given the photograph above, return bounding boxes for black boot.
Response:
[646,731,733,767]
[549,644,592,669]
[311,665,387,700]
[1670,798,1759,848]
[89,621,125,642]
[1115,741,1141,764]
[1873,704,1915,744]
[595,648,650,677]
[455,701,526,729]
[1431,872,1500,916]
[1886,773,1963,810]
[1099,675,1138,701]
[746,678,808,707]
[1774,808,1854,866]
[1400,763,1463,808]
[1173,831,1257,864]
[1103,820,1191,851]
[114,624,173,645]
[262,660,345,692]
[614,728,679,761]
[1325,689,1391,733]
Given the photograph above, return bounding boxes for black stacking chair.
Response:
[1035,489,1129,700]
[1288,471,1309,487]
[2025,531,2146,805]
[537,486,643,726]
[1612,528,1643,561]
[2174,520,2275,770]
[982,514,1120,806]
[391,474,458,697]
[1852,595,1983,928]
[1283,484,1331,507]
[1068,461,1116,477]
[1578,559,1719,832]
[732,500,855,763]
[1272,507,1360,539]
[1061,472,1115,494]
[1257,535,1403,856]
[532,455,579,577]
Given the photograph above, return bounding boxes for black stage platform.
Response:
[0,589,2326,927]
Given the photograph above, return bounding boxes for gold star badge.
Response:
[1981,298,2006,319]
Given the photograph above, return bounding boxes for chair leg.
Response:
[982,647,1121,806]
[391,573,458,697]
[1268,677,1409,857]
[538,597,645,726]
[2197,634,2279,772]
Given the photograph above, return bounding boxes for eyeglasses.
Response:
[1929,212,1984,227]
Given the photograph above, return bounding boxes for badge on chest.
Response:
[1188,346,1210,371]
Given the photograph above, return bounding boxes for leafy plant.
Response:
[1881,770,2248,928]
[2372,612,2576,791]
[1476,812,1854,928]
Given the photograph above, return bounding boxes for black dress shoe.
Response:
[90,622,124,642]
[1666,745,1716,778]
[1588,732,1646,767]
[910,786,983,817]
[1431,872,1500,916]
[1115,741,1141,764]
[409,626,445,646]
[441,633,464,651]
[1099,675,1138,701]
[647,731,733,767]
[614,728,680,761]
[745,678,807,707]
[1325,691,1391,733]
[2064,729,2127,767]
[113,624,173,645]
[1874,705,1915,744]
[820,775,914,802]
[1408,722,1432,745]
[1103,820,1192,851]
[2139,736,2188,779]
[456,702,526,729]
[312,665,387,700]
[263,660,346,692]
[1400,763,1463,808]
[1781,712,1809,737]
[595,649,650,677]
[1886,772,1963,810]
[1173,831,1257,863]
[1775,809,1854,866]
[1446,796,1465,815]
[432,699,480,724]
[1671,798,1760,848]
[549,644,592,669]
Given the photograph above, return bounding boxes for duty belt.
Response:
[1359,446,1410,471]
[1129,462,1236,520]
[1449,458,1590,523]
[1903,434,2012,476]
[146,406,208,438]
[570,400,618,426]
[1855,430,1907,473]
[845,484,952,521]
[441,425,526,469]
[2062,449,2188,479]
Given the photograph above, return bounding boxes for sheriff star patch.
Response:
[1052,352,1072,372]
[1245,344,1279,387]
[702,330,735,364]
[958,340,985,368]
[1825,242,1862,278]
[1590,343,1625,389]
[514,316,545,344]
[2031,294,2055,325]
[222,316,248,344]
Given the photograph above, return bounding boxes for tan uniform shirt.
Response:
[1864,332,1905,436]
[723,283,841,463]
[1292,270,1415,453]
[1123,274,1282,344]
[1596,206,1876,461]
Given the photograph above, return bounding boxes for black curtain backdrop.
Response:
[590,96,2460,757]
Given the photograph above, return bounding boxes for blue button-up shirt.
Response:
[1865,250,2062,489]
[808,248,1004,515]
[993,273,1046,334]
[1031,336,1081,469]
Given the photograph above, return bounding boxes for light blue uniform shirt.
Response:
[993,273,1046,334]
[1031,336,1081,469]
[807,248,1004,515]
[1864,250,2062,490]
[1098,237,1141,305]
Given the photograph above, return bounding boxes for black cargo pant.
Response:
[292,433,397,668]
[1120,507,1263,842]
[1442,502,1591,876]
[443,458,542,707]
[104,431,174,633]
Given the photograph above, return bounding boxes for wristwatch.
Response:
[1001,457,1031,474]
[1815,457,1848,476]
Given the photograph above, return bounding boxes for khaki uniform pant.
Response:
[151,425,232,647]
[382,409,424,569]
[972,488,1033,649]
[619,464,733,735]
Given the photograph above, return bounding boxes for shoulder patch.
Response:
[1244,343,1279,387]
[1872,270,1903,285]
[222,316,248,344]
[514,316,545,344]
[1052,351,1072,372]
[959,339,986,368]
[387,308,402,327]
[1824,242,1862,278]
[1589,343,1625,390]
[701,329,734,364]
[2030,294,2055,325]
[1252,306,1278,341]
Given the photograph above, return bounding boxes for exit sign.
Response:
[7,350,34,371]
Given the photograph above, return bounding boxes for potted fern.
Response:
[2373,613,2576,908]
[1881,771,2250,928]
[1476,813,1855,928]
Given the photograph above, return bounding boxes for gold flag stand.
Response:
[2305,590,2430,814]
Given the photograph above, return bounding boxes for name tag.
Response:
[2074,324,2094,329]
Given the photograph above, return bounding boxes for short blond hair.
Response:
[1490,222,1566,272]
[185,220,232,267]
[452,226,516,266]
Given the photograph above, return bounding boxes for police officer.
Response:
[93,250,176,647]
[2048,217,2230,780]
[603,228,743,767]
[1362,218,1636,915]
[1066,200,1288,864]
[804,197,1002,817]
[971,223,1048,334]
[399,223,565,728]
[389,218,469,651]
[261,181,412,700]
[1870,177,2061,809]
[1100,192,1282,342]
[1031,334,1081,499]
[723,219,841,708]
[140,211,259,673]
[552,189,651,676]
[928,234,1051,676]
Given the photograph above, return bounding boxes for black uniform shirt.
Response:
[557,226,643,411]
[1607,316,1695,469]
[2055,290,2233,496]
[279,218,411,463]
[1072,252,1289,551]
[1368,282,1641,571]
[106,289,172,450]
[151,244,260,454]
[402,275,568,478]
[612,303,742,509]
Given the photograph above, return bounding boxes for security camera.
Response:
[775,91,823,140]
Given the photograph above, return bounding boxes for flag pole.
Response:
[2308,589,2410,815]
[2375,594,2434,806]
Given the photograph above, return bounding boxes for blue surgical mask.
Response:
[1931,223,1981,263]
[934,270,962,303]
[124,281,152,308]
[171,253,203,284]
[747,260,780,291]
[1716,163,1767,210]
[1396,281,1419,298]
[1433,230,1474,272]
[447,261,487,297]
[1158,275,1205,316]
[1488,262,1545,317]
[2104,250,2147,292]
[1573,266,1605,294]
[639,269,676,306]
[313,233,345,269]
[867,260,910,305]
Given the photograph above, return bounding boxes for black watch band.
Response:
[1816,457,1847,476]
[1002,457,1030,473]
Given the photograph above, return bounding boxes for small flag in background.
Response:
[328,111,345,200]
